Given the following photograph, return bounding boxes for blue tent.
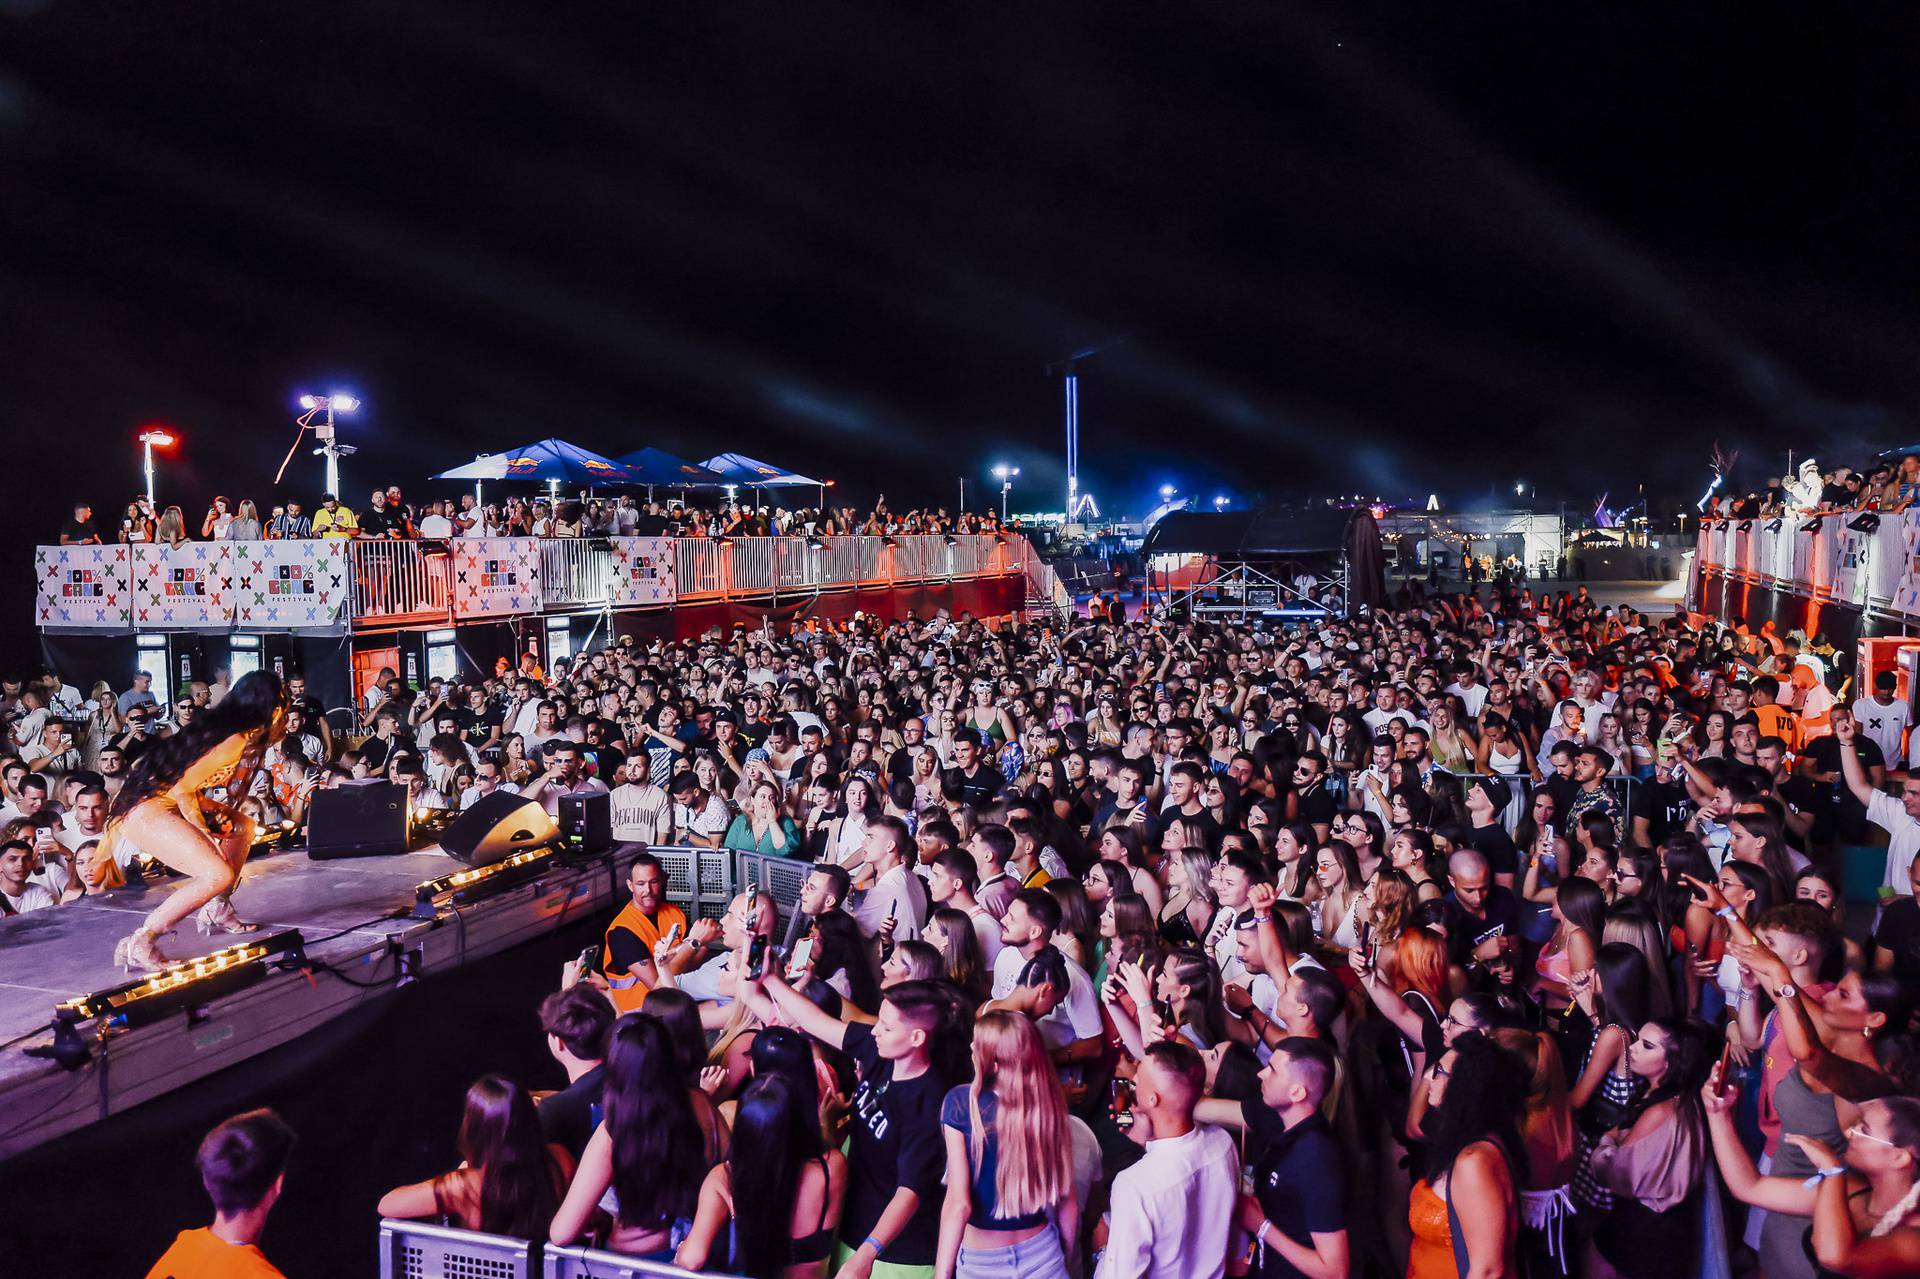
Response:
[433,439,637,488]
[700,452,822,487]
[615,447,728,487]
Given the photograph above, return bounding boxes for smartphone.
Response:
[747,935,770,977]
[787,937,815,978]
[886,898,899,923]
[577,943,602,973]
[663,922,683,950]
[1716,1037,1737,1092]
[1109,1077,1136,1130]
[1356,919,1374,967]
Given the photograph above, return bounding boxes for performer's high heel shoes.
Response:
[195,896,258,936]
[113,926,167,974]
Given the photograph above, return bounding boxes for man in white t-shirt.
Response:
[0,840,56,915]
[416,500,454,538]
[1834,717,1920,894]
[1851,671,1912,768]
[1444,661,1489,720]
[987,889,1104,1054]
[608,760,671,845]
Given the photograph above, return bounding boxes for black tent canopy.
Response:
[1140,507,1354,558]
[1143,506,1378,619]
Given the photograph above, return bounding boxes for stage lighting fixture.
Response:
[56,931,307,1028]
[411,846,557,918]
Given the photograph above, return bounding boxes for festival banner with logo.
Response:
[452,537,541,618]
[35,544,133,629]
[1830,528,1868,604]
[1894,516,1920,616]
[230,539,350,630]
[128,541,233,628]
[610,536,678,606]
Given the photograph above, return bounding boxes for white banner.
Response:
[610,536,677,606]
[230,540,350,630]
[452,537,541,618]
[35,544,133,629]
[129,542,233,627]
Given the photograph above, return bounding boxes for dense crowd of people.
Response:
[57,491,1010,546]
[1704,450,1920,529]
[55,581,1920,1277]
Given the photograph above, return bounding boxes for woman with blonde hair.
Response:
[156,505,190,546]
[935,1012,1079,1279]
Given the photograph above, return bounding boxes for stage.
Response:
[0,840,651,1162]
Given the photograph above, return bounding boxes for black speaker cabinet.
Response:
[306,780,410,860]
[557,791,612,854]
[438,791,558,867]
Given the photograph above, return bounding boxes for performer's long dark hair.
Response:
[109,672,287,819]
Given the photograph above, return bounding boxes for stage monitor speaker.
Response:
[306,781,410,860]
[558,791,612,854]
[439,792,558,867]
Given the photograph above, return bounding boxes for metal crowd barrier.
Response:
[733,848,813,937]
[375,1221,745,1279]
[353,539,452,621]
[378,1218,536,1279]
[649,846,739,921]
[538,538,615,608]
[640,846,812,933]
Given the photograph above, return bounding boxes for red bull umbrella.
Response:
[432,439,639,488]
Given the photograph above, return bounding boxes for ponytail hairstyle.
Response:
[882,979,972,1085]
[968,1012,1073,1218]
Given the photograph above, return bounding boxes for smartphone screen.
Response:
[663,922,683,949]
[787,937,815,977]
[747,936,770,977]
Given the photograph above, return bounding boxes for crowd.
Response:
[58,491,1010,546]
[1705,450,1920,529]
[58,580,1920,1278]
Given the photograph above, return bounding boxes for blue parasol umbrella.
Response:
[433,439,638,502]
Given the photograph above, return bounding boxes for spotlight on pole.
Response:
[991,464,1020,521]
[137,426,177,510]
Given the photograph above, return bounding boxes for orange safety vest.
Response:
[602,899,688,1013]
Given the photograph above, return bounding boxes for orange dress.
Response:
[1408,1178,1455,1279]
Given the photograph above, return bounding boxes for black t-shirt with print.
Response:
[840,1021,949,1266]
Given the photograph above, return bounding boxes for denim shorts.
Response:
[956,1224,1070,1279]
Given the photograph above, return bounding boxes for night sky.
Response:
[5,2,1920,535]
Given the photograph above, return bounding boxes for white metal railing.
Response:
[675,536,725,598]
[42,533,1022,631]
[538,538,615,608]
[351,540,452,620]
[1694,512,1917,613]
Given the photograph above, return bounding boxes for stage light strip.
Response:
[56,930,307,1026]
[412,847,557,917]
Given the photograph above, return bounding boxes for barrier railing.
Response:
[36,533,1024,632]
[675,536,726,599]
[1694,512,1920,613]
[375,1220,740,1279]
[378,1219,536,1279]
[539,538,615,609]
[650,846,738,921]
[352,540,453,622]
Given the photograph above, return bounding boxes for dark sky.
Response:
[5,2,1920,529]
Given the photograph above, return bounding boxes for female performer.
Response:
[104,671,287,971]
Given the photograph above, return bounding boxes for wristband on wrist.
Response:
[862,1235,886,1258]
[1256,1220,1274,1250]
[1801,1165,1846,1189]
[1715,906,1738,921]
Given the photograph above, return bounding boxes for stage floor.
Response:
[0,842,644,1160]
